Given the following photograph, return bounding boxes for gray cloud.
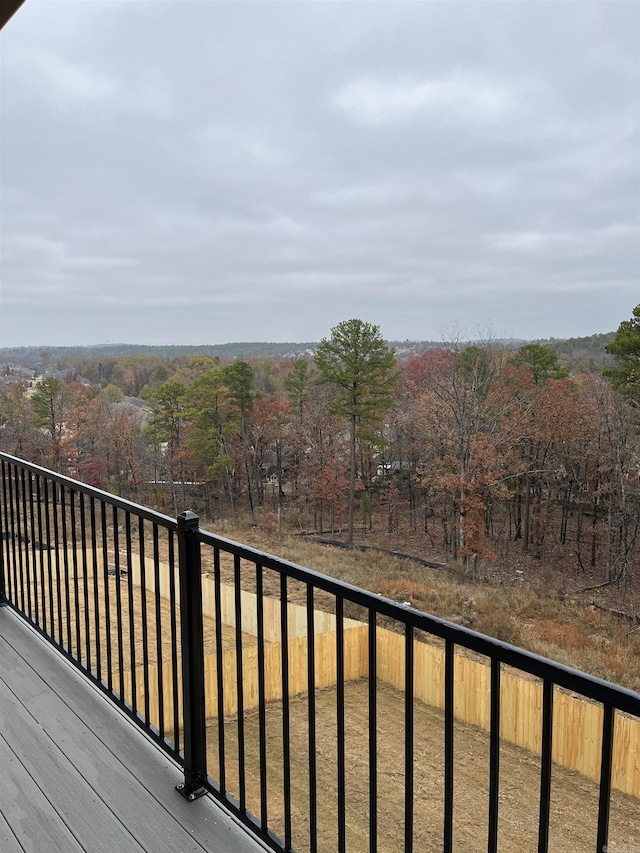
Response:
[1,0,638,346]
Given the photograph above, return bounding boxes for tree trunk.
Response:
[522,475,531,552]
[347,413,357,545]
[560,484,570,545]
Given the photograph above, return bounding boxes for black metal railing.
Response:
[1,452,639,853]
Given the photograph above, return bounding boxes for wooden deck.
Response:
[0,606,267,853]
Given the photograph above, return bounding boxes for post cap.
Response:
[178,510,200,531]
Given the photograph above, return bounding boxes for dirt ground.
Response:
[207,679,640,853]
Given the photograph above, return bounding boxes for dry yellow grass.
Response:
[206,518,640,691]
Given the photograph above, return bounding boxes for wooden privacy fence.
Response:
[36,549,640,799]
[122,549,362,640]
[130,615,639,800]
[128,624,369,730]
[375,628,640,798]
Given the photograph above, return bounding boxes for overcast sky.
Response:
[1,0,639,347]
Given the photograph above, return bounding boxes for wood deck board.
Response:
[0,809,23,853]
[0,660,150,852]
[0,608,267,853]
[0,734,82,853]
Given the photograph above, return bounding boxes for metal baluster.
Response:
[168,530,180,753]
[27,471,38,624]
[256,563,268,832]
[307,584,318,853]
[35,475,46,631]
[101,501,113,692]
[488,658,501,853]
[139,517,150,723]
[90,497,101,680]
[70,490,81,660]
[52,482,63,646]
[213,545,226,792]
[279,573,292,851]
[537,679,554,853]
[152,523,165,740]
[444,639,455,853]
[44,480,54,638]
[405,625,414,853]
[125,512,137,713]
[234,553,247,812]
[113,506,125,701]
[368,608,377,853]
[80,495,91,671]
[61,485,72,652]
[17,469,27,614]
[596,705,615,853]
[336,596,346,853]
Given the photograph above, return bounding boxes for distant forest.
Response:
[1,311,637,608]
[0,341,321,365]
[0,329,617,373]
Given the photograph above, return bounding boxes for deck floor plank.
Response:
[0,677,146,853]
[0,609,266,853]
[0,645,204,853]
[0,812,22,853]
[0,811,23,853]
[0,732,86,853]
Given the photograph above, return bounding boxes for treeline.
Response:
[1,315,638,590]
[0,328,615,373]
[0,341,321,369]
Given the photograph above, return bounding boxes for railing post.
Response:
[175,510,208,801]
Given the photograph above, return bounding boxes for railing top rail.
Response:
[0,452,177,531]
[198,527,640,717]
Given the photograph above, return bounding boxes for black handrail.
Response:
[1,452,639,853]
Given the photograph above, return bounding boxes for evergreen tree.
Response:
[222,360,255,513]
[513,343,568,385]
[604,305,640,402]
[284,359,312,417]
[186,368,234,481]
[222,360,254,419]
[30,376,67,470]
[315,319,397,544]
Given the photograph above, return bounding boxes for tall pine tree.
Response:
[315,319,397,544]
